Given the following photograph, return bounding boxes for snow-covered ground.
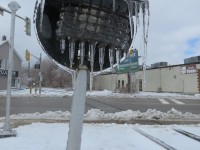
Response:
[0,123,200,150]
[0,88,200,149]
[0,88,73,97]
[0,88,200,99]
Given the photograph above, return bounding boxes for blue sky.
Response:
[185,37,200,57]
[0,0,200,66]
[187,38,200,48]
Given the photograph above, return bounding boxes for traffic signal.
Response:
[28,51,30,61]
[25,49,30,61]
[25,17,31,36]
[129,48,133,56]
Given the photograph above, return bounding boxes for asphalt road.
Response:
[0,97,200,117]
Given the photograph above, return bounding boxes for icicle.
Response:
[60,38,65,54]
[135,1,140,37]
[90,72,93,92]
[39,0,45,33]
[124,0,150,87]
[33,0,38,23]
[116,48,120,69]
[109,47,114,71]
[141,1,150,87]
[89,43,96,73]
[128,0,134,39]
[80,41,85,65]
[99,45,105,72]
[113,0,116,12]
[69,40,75,68]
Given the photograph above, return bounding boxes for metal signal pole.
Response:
[2,1,20,137]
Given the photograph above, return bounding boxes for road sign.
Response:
[35,64,40,69]
[115,49,139,74]
[0,69,18,77]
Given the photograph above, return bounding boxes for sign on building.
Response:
[35,64,40,69]
[0,69,18,77]
[180,64,197,74]
[115,49,139,74]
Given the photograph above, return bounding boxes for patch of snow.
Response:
[0,88,73,98]
[0,123,200,150]
[0,88,199,99]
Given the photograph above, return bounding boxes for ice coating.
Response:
[34,0,150,72]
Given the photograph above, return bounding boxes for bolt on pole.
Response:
[3,1,20,135]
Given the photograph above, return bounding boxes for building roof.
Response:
[0,40,23,62]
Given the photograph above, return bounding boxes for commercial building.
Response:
[94,57,200,94]
[0,37,22,90]
[136,62,200,94]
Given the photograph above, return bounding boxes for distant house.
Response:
[0,37,22,90]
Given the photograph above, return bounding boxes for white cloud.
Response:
[0,0,46,66]
[146,0,200,65]
[0,0,200,67]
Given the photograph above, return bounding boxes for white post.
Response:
[39,53,42,94]
[66,68,87,150]
[3,1,20,135]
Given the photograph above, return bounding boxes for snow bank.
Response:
[85,108,200,120]
[1,108,199,121]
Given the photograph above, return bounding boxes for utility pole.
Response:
[1,1,20,137]
[25,49,31,92]
[30,53,43,94]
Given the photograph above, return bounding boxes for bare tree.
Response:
[21,57,72,88]
[41,57,72,88]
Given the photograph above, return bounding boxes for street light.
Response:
[0,1,20,138]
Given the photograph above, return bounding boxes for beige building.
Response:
[94,63,200,94]
[0,39,22,90]
[94,73,129,91]
[136,63,200,94]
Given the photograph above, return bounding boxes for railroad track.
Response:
[135,128,200,150]
[173,128,200,142]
